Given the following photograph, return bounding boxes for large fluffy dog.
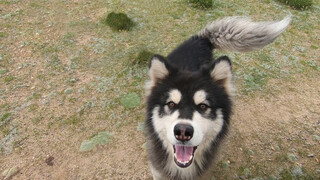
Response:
[145,16,291,180]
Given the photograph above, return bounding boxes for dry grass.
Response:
[0,0,319,179]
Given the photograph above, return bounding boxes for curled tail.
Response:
[198,15,291,52]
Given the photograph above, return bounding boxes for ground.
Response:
[0,0,319,179]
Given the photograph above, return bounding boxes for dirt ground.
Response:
[1,75,319,180]
[1,0,320,180]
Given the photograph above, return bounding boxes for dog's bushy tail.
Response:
[198,15,291,52]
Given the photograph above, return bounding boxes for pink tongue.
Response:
[175,145,194,162]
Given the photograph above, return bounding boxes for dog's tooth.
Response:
[189,155,193,161]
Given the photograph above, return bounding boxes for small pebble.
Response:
[308,154,315,157]
[45,156,54,166]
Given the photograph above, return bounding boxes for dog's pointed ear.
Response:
[210,56,233,95]
[149,55,170,82]
[145,55,170,95]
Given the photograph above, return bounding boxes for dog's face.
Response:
[146,55,233,168]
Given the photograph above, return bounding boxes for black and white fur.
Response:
[145,16,291,180]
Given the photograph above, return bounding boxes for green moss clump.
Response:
[133,50,155,65]
[188,0,212,8]
[103,12,135,32]
[277,0,313,10]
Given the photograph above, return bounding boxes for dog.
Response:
[145,16,291,180]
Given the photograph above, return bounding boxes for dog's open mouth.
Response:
[173,145,197,168]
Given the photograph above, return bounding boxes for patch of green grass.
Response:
[62,32,76,46]
[188,0,213,8]
[120,92,141,109]
[0,112,11,123]
[0,53,12,68]
[257,53,272,63]
[26,92,41,101]
[0,103,10,111]
[243,68,268,94]
[279,169,294,180]
[3,75,14,84]
[0,0,19,5]
[64,88,74,94]
[218,160,230,169]
[47,121,54,129]
[0,112,11,134]
[36,74,46,81]
[30,2,41,8]
[297,149,308,157]
[28,104,39,112]
[276,0,313,10]
[102,12,135,32]
[79,131,112,152]
[236,166,251,178]
[46,56,62,71]
[63,115,83,125]
[130,50,155,65]
[0,32,8,38]
[0,126,10,135]
[68,97,77,103]
[0,69,8,75]
[277,166,318,180]
[301,60,320,72]
[41,44,59,54]
[31,116,41,125]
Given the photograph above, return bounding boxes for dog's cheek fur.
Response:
[151,107,179,149]
[193,109,225,169]
[145,111,170,176]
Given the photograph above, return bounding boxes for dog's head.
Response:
[146,55,232,168]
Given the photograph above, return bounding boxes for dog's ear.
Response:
[210,56,233,95]
[145,55,170,95]
[149,55,170,82]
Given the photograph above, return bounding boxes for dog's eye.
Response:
[167,101,176,109]
[199,104,208,110]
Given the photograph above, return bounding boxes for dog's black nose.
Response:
[174,124,194,142]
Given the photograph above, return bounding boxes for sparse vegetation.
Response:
[79,131,112,152]
[243,68,268,93]
[276,0,313,9]
[120,93,140,109]
[103,12,135,31]
[0,0,319,179]
[63,115,83,125]
[0,69,8,75]
[3,75,14,84]
[0,113,11,123]
[31,116,41,125]
[131,50,155,65]
[188,0,213,8]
